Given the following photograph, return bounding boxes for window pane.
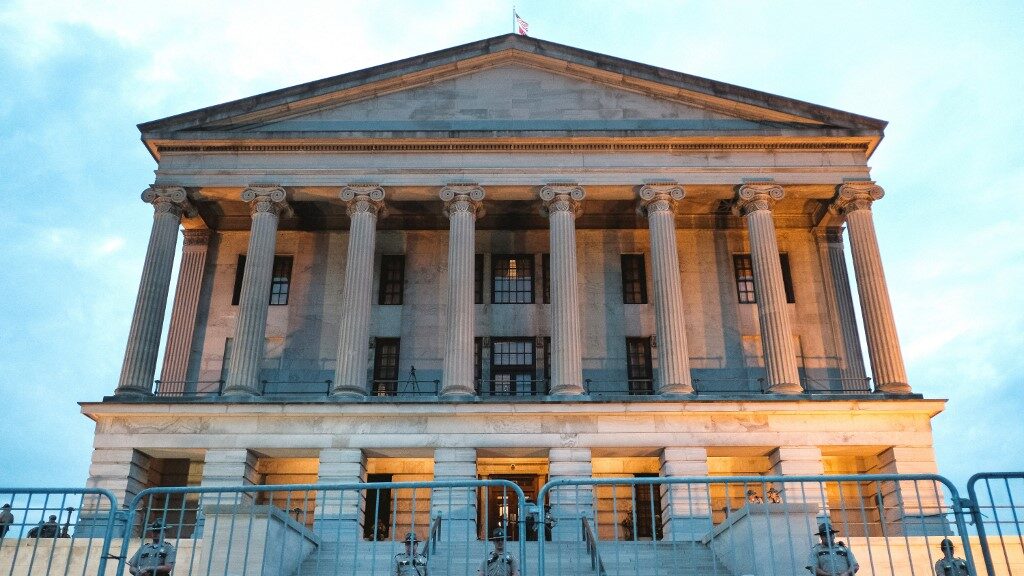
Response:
[373,338,401,395]
[621,254,648,304]
[475,254,484,304]
[269,256,293,306]
[542,253,551,304]
[625,337,653,395]
[492,254,534,304]
[733,254,755,303]
[378,255,405,305]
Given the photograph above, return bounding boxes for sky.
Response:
[0,1,1021,493]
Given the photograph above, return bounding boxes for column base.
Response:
[113,386,153,398]
[330,385,367,399]
[550,384,587,396]
[766,382,803,394]
[875,381,913,394]
[658,383,694,396]
[220,387,259,398]
[439,386,476,400]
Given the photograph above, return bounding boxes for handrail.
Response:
[475,379,550,396]
[584,379,655,396]
[581,516,607,576]
[372,379,441,396]
[153,379,224,396]
[423,514,442,559]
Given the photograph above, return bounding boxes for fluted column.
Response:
[115,186,195,396]
[733,183,802,393]
[540,184,586,396]
[639,184,693,395]
[814,227,868,385]
[222,186,291,396]
[158,228,211,390]
[439,184,485,398]
[331,185,386,397]
[831,182,910,393]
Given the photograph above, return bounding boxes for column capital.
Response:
[813,225,846,244]
[440,183,486,219]
[142,186,196,218]
[733,182,784,217]
[242,185,292,217]
[341,184,386,218]
[638,183,685,217]
[831,181,885,216]
[540,183,585,218]
[182,228,212,247]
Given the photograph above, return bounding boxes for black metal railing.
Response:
[475,379,550,397]
[584,379,656,397]
[371,379,441,397]
[801,375,873,394]
[261,379,333,395]
[153,380,224,397]
[692,377,767,394]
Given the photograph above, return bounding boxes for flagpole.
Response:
[512,5,516,34]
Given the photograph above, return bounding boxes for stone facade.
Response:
[82,34,942,543]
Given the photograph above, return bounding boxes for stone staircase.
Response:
[295,539,731,576]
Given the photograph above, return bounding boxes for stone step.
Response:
[295,540,731,576]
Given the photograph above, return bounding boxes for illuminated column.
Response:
[831,182,911,393]
[660,447,711,541]
[813,227,868,385]
[439,184,485,398]
[733,183,802,394]
[332,185,386,397]
[159,228,211,389]
[638,183,693,395]
[768,446,825,508]
[115,186,194,396]
[223,186,291,396]
[540,184,586,396]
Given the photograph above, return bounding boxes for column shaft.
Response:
[116,187,193,396]
[332,185,385,397]
[734,184,802,393]
[815,228,868,386]
[159,229,211,389]
[440,185,484,398]
[640,184,693,394]
[834,182,910,393]
[541,185,586,396]
[223,187,289,396]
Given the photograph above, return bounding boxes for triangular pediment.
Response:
[242,62,791,134]
[140,34,885,154]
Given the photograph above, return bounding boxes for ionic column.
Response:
[831,182,911,393]
[159,228,211,390]
[814,227,868,385]
[439,184,485,398]
[639,184,693,395]
[115,186,195,396]
[540,184,586,396]
[331,185,386,397]
[222,186,291,396]
[733,183,802,393]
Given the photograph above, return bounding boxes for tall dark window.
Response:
[474,337,483,390]
[232,255,293,306]
[492,255,534,304]
[543,337,551,389]
[542,254,551,304]
[475,254,484,304]
[733,253,796,304]
[621,254,648,304]
[372,338,401,396]
[490,338,537,396]
[378,255,405,305]
[625,337,654,395]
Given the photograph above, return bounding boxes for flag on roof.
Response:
[514,11,529,35]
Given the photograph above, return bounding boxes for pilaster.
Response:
[659,447,711,541]
[314,448,367,542]
[223,186,291,396]
[332,185,386,397]
[639,183,693,395]
[872,446,945,535]
[733,183,802,394]
[831,181,911,394]
[159,228,212,390]
[439,184,485,398]
[768,446,825,507]
[540,184,586,396]
[200,448,260,504]
[548,447,593,540]
[115,186,195,396]
[431,448,477,541]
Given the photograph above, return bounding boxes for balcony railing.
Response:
[585,379,656,397]
[475,379,550,397]
[371,379,440,397]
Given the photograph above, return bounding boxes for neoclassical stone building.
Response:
[82,35,943,541]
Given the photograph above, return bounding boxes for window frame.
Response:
[378,255,406,306]
[620,254,649,304]
[232,254,294,306]
[372,338,401,396]
[489,337,538,396]
[625,337,654,395]
[491,254,535,304]
[732,253,796,304]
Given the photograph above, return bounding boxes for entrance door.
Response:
[482,475,539,540]
[363,474,393,540]
[633,473,663,540]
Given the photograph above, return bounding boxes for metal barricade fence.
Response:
[537,474,977,576]
[0,487,119,576]
[115,479,527,576]
[968,473,1024,576]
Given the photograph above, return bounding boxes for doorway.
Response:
[481,474,540,540]
[363,473,393,540]
[633,473,663,540]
